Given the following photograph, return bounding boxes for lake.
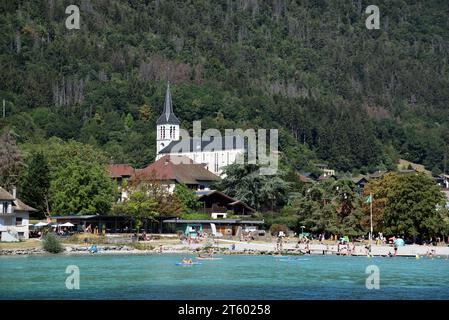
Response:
[1,254,448,299]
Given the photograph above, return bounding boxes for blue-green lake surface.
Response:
[1,254,448,299]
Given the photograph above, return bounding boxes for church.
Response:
[155,83,245,176]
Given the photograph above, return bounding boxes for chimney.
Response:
[12,187,17,199]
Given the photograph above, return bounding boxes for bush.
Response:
[42,233,64,253]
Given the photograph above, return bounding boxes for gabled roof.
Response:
[368,171,387,179]
[0,187,15,200]
[301,172,319,180]
[398,159,432,176]
[318,174,337,181]
[298,174,315,183]
[0,187,37,212]
[156,82,180,125]
[159,135,245,154]
[195,190,256,213]
[351,175,368,184]
[14,199,37,212]
[134,155,221,185]
[107,164,135,178]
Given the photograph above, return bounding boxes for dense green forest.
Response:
[1,0,449,173]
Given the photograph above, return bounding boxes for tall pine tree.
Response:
[20,152,50,218]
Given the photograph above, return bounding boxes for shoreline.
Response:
[1,240,449,258]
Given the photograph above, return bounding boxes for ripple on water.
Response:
[1,254,448,299]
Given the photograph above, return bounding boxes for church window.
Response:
[214,153,219,172]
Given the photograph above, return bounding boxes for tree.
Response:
[362,172,400,233]
[112,190,159,231]
[216,164,290,211]
[20,152,50,217]
[174,183,201,213]
[383,173,445,240]
[279,177,366,238]
[127,170,184,217]
[0,129,24,190]
[38,140,116,215]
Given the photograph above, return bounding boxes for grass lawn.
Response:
[0,239,41,250]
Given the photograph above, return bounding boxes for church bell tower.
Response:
[156,82,180,154]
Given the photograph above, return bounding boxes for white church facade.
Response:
[155,83,244,176]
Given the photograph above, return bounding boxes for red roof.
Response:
[133,155,220,185]
[107,164,135,178]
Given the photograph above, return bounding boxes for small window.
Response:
[2,202,8,213]
[16,217,23,226]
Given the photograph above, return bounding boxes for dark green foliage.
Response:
[0,129,24,190]
[174,183,201,213]
[0,1,448,172]
[216,164,290,211]
[383,173,446,238]
[42,233,64,254]
[279,178,365,237]
[19,151,50,217]
[22,139,116,215]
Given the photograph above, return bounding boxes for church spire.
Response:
[156,82,180,125]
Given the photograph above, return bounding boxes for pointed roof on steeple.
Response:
[156,82,181,125]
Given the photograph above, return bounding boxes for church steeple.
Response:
[156,82,180,154]
[156,82,180,125]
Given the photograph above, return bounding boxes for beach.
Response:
[1,237,448,257]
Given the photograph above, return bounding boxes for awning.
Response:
[59,222,75,227]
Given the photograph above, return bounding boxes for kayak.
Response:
[175,262,202,266]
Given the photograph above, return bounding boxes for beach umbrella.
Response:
[35,222,49,227]
[60,222,75,227]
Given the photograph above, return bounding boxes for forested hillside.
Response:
[1,0,448,173]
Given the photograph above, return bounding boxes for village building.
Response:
[0,187,36,241]
[315,163,335,177]
[106,156,260,235]
[155,83,245,176]
[108,164,135,202]
[132,155,220,193]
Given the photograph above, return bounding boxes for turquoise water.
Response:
[1,254,448,299]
